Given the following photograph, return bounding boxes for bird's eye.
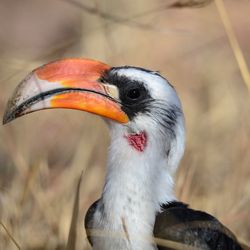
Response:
[127,88,141,100]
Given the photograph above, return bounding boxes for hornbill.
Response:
[3,58,243,250]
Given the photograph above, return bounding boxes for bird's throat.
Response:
[124,131,147,152]
[93,131,176,249]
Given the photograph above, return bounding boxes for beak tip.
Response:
[3,110,13,125]
[3,93,25,125]
[3,116,10,125]
[2,102,19,125]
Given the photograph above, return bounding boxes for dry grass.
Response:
[0,0,249,249]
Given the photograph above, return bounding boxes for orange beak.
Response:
[3,58,129,124]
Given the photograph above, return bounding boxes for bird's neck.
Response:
[98,127,176,249]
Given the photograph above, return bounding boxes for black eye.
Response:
[127,88,141,100]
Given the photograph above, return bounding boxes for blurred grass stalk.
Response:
[0,222,21,250]
[215,0,250,93]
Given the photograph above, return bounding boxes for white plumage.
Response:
[90,67,185,250]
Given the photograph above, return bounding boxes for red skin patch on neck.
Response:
[125,131,147,152]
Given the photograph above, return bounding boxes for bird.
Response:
[3,58,243,250]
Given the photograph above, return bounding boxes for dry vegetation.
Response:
[0,0,249,249]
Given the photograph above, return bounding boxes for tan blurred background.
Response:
[0,0,249,249]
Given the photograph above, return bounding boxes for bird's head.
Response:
[3,58,185,174]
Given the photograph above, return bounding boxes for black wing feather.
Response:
[154,201,243,250]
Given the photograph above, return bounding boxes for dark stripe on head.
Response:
[100,68,153,120]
